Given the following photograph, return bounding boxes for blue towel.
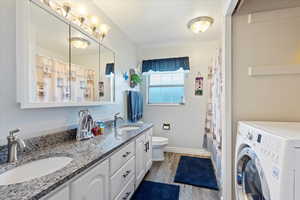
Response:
[127,91,143,122]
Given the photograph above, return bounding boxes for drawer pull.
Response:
[122,192,131,200]
[122,170,131,178]
[144,141,150,152]
[122,152,131,158]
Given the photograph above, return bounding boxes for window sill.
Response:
[146,103,185,107]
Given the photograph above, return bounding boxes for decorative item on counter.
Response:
[195,74,204,96]
[129,69,142,88]
[77,110,94,141]
[92,122,100,136]
[92,121,105,136]
[99,121,105,135]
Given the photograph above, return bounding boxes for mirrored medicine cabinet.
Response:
[16,0,115,108]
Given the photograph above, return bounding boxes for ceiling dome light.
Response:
[187,16,214,33]
[70,37,90,49]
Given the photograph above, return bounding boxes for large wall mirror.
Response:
[71,28,100,103]
[30,2,70,103]
[100,45,115,103]
[23,0,115,107]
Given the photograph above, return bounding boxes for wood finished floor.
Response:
[144,152,220,200]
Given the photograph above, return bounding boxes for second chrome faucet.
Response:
[7,129,26,163]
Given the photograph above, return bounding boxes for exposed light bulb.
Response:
[99,24,110,40]
[76,5,87,25]
[62,1,72,18]
[90,16,99,26]
[78,5,87,16]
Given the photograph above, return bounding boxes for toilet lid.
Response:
[152,137,168,145]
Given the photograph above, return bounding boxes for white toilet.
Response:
[152,137,169,161]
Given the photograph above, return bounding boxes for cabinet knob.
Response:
[122,170,131,178]
[122,192,131,200]
[122,152,131,158]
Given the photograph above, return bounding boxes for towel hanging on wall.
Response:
[105,63,115,75]
[127,91,143,122]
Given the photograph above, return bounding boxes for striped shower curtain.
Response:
[204,48,223,149]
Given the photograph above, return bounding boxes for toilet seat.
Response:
[152,137,168,146]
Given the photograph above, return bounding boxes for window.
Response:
[147,72,185,105]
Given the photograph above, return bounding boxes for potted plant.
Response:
[129,69,142,88]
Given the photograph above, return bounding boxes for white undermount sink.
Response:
[118,126,140,133]
[0,156,73,186]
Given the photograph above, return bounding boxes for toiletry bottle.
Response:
[99,122,105,135]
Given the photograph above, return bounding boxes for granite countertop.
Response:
[0,122,153,200]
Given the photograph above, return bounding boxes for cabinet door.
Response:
[145,129,153,172]
[46,186,69,200]
[135,134,146,187]
[71,160,109,200]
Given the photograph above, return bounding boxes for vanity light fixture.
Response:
[39,0,111,42]
[187,16,214,33]
[89,16,99,32]
[62,2,72,18]
[77,6,87,26]
[98,24,110,41]
[70,37,90,49]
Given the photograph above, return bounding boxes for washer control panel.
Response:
[239,123,282,165]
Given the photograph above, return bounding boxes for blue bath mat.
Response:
[174,156,219,190]
[131,181,180,200]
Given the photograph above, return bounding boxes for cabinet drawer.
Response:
[45,186,69,200]
[114,177,135,200]
[110,157,135,200]
[110,141,135,175]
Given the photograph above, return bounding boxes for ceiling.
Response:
[93,0,222,46]
[235,0,300,15]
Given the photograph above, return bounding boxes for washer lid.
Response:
[152,137,169,145]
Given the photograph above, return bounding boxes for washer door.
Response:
[236,147,271,200]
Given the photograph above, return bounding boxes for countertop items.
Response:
[0,122,153,200]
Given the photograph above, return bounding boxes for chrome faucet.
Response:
[7,129,26,163]
[114,113,123,128]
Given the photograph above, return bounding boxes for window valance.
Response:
[142,57,190,73]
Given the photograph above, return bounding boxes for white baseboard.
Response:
[165,146,211,157]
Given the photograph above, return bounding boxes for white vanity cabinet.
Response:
[135,129,153,187]
[135,134,146,186]
[43,128,153,200]
[70,159,109,200]
[145,129,153,172]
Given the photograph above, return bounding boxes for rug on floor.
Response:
[131,181,180,200]
[174,156,219,190]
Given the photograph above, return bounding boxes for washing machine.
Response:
[235,121,300,200]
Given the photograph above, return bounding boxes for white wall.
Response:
[138,41,219,149]
[232,7,300,139]
[0,0,137,144]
